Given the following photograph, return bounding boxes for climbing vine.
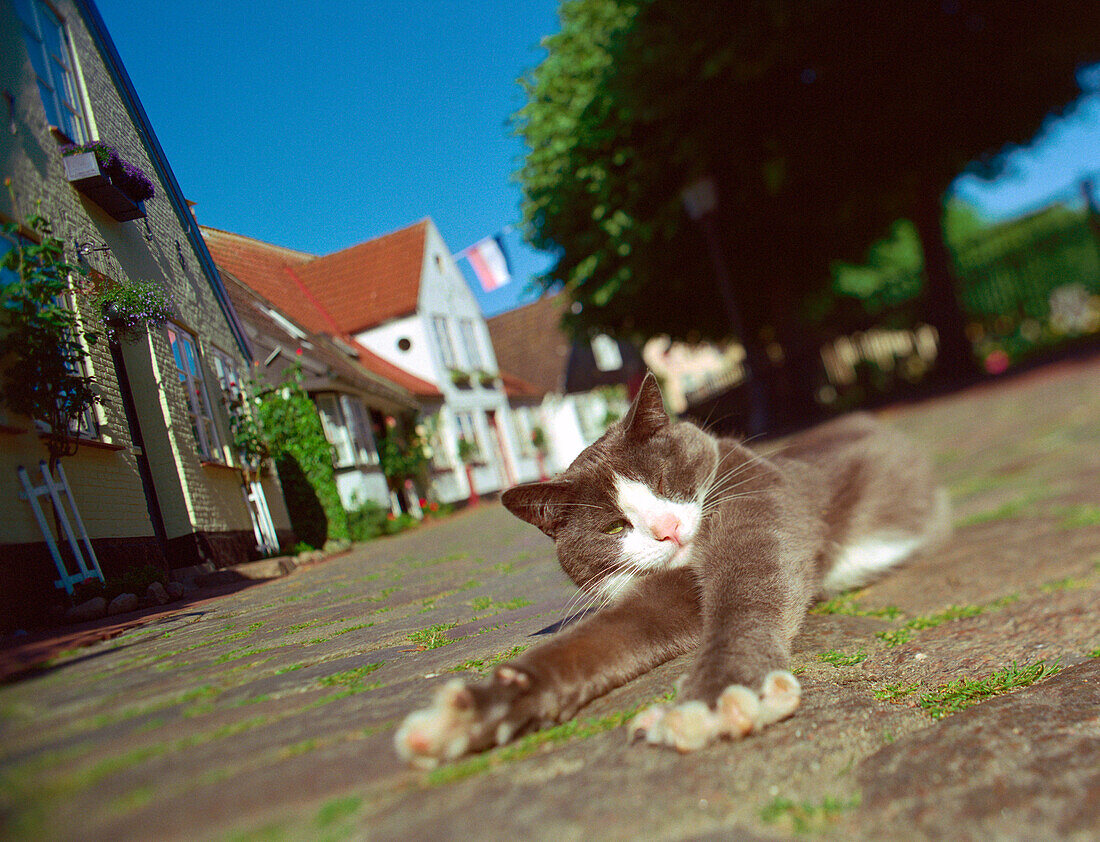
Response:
[0,210,99,471]
[250,365,347,546]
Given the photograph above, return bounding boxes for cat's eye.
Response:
[603,520,629,535]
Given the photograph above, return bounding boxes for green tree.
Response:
[516,0,1098,425]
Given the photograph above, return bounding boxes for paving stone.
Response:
[1,354,1099,841]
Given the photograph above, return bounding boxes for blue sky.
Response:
[95,1,1100,318]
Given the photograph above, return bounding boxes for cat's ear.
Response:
[501,481,572,538]
[622,371,669,441]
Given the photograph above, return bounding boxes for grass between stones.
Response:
[872,660,1062,719]
[875,594,1019,647]
[448,645,530,674]
[317,662,384,692]
[470,596,534,615]
[811,591,901,619]
[424,701,651,787]
[918,661,1062,719]
[818,649,867,667]
[407,622,459,650]
[760,794,861,834]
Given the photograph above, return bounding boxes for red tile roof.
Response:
[498,370,545,401]
[486,292,572,393]
[202,225,440,398]
[202,227,334,335]
[293,220,428,334]
[352,341,442,398]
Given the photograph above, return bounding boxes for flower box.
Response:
[62,143,154,222]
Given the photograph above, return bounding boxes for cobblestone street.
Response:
[2,355,1099,841]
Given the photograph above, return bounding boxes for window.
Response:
[211,349,244,402]
[430,315,457,369]
[14,0,89,142]
[458,318,483,369]
[316,393,355,467]
[454,410,481,458]
[591,334,624,372]
[341,395,379,465]
[511,407,536,457]
[166,324,221,459]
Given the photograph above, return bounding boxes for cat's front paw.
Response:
[629,670,801,753]
[394,665,537,768]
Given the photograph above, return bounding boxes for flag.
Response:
[464,235,511,291]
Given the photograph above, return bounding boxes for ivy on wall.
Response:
[252,365,347,547]
[0,210,99,472]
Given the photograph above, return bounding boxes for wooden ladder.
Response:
[16,460,105,593]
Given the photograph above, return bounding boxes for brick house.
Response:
[486,291,639,473]
[0,0,293,627]
[204,220,538,504]
[205,233,433,514]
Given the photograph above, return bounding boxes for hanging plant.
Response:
[225,381,270,481]
[0,210,99,471]
[93,279,175,341]
[61,141,155,203]
[456,437,481,464]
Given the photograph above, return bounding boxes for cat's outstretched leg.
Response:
[395,568,701,767]
[631,522,812,752]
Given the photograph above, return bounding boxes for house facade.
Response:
[206,220,537,504]
[207,249,429,514]
[486,291,637,474]
[0,0,293,627]
[330,220,535,501]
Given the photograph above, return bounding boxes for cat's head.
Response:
[502,372,717,601]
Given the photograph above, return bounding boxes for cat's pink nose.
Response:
[650,513,682,545]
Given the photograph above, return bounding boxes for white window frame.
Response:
[316,393,356,468]
[14,0,90,143]
[458,318,483,369]
[211,348,244,401]
[166,324,221,459]
[341,395,380,466]
[430,315,457,369]
[454,410,482,460]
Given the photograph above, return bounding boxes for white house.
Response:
[292,219,534,502]
[205,219,534,504]
[486,291,638,474]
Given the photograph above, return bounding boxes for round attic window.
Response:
[397,337,412,352]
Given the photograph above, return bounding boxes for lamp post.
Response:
[681,178,769,435]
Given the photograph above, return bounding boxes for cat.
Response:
[395,372,949,766]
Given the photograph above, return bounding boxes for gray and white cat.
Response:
[396,372,949,765]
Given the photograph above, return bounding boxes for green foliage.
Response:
[919,661,1061,719]
[515,0,1095,389]
[760,794,860,833]
[456,437,480,464]
[817,649,866,667]
[346,500,418,541]
[92,278,174,341]
[0,211,98,469]
[376,424,431,484]
[253,366,346,545]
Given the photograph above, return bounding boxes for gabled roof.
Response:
[498,371,545,402]
[486,292,572,393]
[218,269,427,409]
[487,290,645,395]
[202,226,440,398]
[201,227,334,335]
[293,220,429,334]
